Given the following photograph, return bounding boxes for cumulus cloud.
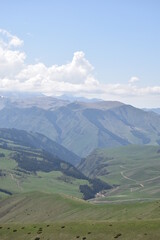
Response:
[0,30,160,107]
[0,29,25,78]
[0,29,23,48]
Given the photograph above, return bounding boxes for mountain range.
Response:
[0,94,160,240]
[0,95,160,157]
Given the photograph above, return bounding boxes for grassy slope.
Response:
[1,192,160,223]
[78,145,160,201]
[0,142,88,199]
[0,135,112,200]
[0,192,160,239]
[0,128,80,165]
[1,221,160,240]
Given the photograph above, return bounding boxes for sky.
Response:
[0,0,160,107]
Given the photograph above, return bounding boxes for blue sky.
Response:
[0,0,160,107]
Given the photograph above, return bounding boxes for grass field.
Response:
[0,140,89,199]
[1,221,160,240]
[0,166,86,199]
[79,145,160,202]
[0,192,160,239]
[0,136,160,239]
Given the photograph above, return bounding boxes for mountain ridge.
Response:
[0,128,80,165]
[0,95,160,156]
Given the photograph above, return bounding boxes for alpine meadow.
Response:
[0,1,160,240]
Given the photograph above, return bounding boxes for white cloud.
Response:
[0,30,160,107]
[0,29,25,78]
[129,76,139,84]
[0,29,23,48]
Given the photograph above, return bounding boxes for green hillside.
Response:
[0,144,86,199]
[0,129,111,200]
[78,145,160,202]
[1,192,160,223]
[0,128,80,165]
[0,192,160,240]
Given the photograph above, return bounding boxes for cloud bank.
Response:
[0,29,160,107]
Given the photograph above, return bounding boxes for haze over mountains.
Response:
[0,94,160,157]
[143,108,160,115]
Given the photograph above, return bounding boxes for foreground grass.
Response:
[0,221,160,240]
[0,192,160,239]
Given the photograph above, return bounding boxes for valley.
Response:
[0,128,111,200]
[0,97,160,239]
[79,145,160,202]
[1,2,160,238]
